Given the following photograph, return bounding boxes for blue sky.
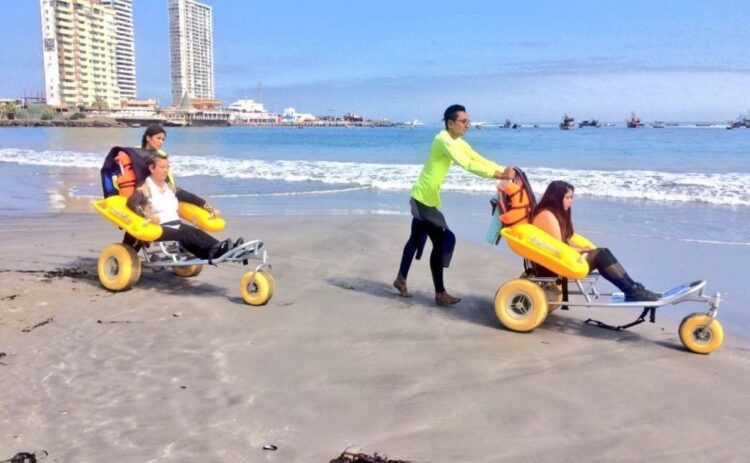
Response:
[2,0,749,122]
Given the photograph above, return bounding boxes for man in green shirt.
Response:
[394,104,515,306]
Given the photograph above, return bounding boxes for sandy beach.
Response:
[1,213,750,462]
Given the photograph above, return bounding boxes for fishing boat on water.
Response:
[626,113,645,128]
[578,119,602,128]
[559,114,576,130]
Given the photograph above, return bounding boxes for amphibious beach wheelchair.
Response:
[487,169,723,354]
[91,147,274,306]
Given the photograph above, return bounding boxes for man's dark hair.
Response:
[443,104,466,129]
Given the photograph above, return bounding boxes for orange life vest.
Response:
[114,151,138,198]
[499,181,533,226]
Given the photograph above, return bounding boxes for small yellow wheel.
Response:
[173,264,203,277]
[494,279,548,332]
[679,313,724,354]
[240,271,273,306]
[98,244,141,291]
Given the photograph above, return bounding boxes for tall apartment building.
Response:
[39,0,122,109]
[101,0,137,100]
[168,0,215,105]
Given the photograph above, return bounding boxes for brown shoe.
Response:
[393,275,412,297]
[435,292,461,306]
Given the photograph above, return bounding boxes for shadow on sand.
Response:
[326,276,671,348]
[27,256,245,304]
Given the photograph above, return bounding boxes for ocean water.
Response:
[1,126,749,336]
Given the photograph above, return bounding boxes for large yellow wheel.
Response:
[173,264,203,277]
[494,279,548,332]
[97,244,141,291]
[679,313,724,354]
[240,271,274,306]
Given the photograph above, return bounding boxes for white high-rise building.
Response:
[168,0,215,105]
[101,0,137,100]
[39,0,122,109]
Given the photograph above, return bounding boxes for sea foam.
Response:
[2,148,749,207]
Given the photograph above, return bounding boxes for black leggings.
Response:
[398,218,447,293]
[536,247,634,292]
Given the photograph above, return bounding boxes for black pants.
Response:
[535,247,634,292]
[397,199,456,293]
[398,218,448,293]
[158,221,219,260]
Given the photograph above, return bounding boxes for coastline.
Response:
[0,119,128,128]
[2,213,749,461]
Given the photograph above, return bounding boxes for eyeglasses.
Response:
[455,118,470,126]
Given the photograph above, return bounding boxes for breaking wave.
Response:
[2,148,749,207]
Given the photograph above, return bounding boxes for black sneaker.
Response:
[625,282,661,302]
[209,239,232,260]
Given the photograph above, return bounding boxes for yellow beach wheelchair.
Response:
[92,147,274,306]
[488,169,723,354]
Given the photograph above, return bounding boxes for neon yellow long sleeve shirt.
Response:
[410,130,504,208]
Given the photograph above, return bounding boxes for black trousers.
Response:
[158,221,219,260]
[397,199,456,293]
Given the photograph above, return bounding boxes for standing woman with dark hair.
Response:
[532,180,660,301]
[141,124,168,155]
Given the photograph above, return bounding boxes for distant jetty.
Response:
[0,119,126,128]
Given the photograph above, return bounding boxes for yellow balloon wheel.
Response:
[97,244,141,291]
[494,279,548,332]
[240,271,273,306]
[679,313,724,354]
[173,264,203,277]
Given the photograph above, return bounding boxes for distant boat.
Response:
[500,118,513,129]
[626,112,645,128]
[559,114,576,130]
[652,121,666,129]
[578,119,602,128]
[727,113,750,129]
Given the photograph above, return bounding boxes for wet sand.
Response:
[1,213,749,462]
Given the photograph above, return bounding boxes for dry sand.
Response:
[1,213,749,462]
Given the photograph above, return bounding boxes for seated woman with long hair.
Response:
[531,180,660,302]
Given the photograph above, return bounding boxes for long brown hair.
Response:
[534,180,575,242]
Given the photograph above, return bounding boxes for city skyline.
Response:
[2,0,749,121]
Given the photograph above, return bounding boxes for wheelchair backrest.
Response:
[498,168,537,226]
[100,147,152,198]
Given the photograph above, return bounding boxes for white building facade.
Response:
[168,0,215,105]
[227,99,277,124]
[101,0,137,100]
[39,0,122,109]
